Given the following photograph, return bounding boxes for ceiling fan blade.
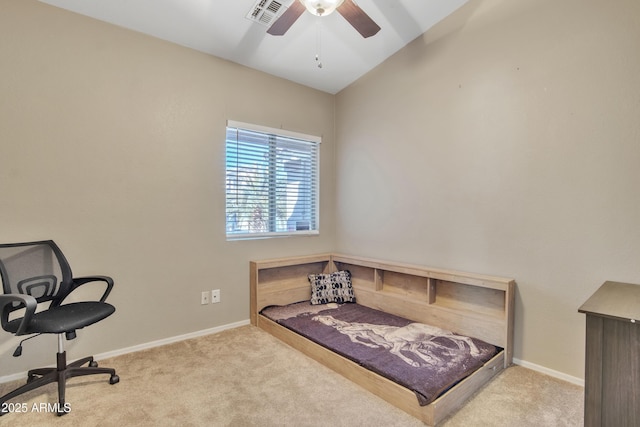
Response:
[267,1,306,36]
[337,0,381,38]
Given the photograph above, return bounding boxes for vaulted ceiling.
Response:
[39,0,468,94]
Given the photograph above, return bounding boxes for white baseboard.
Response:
[513,358,584,387]
[93,319,250,361]
[0,319,250,385]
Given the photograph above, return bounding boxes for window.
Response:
[225,120,320,239]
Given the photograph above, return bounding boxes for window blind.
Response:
[225,121,320,239]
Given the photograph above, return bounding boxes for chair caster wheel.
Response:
[109,374,119,384]
[89,361,98,367]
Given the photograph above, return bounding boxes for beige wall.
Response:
[0,0,335,376]
[335,0,640,379]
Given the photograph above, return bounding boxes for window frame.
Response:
[225,120,321,240]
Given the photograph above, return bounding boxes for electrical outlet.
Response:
[211,289,221,303]
[201,291,210,305]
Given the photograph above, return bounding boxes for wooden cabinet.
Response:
[579,281,640,427]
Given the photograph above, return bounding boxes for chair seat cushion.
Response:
[5,302,115,335]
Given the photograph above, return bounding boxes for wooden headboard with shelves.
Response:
[250,253,515,367]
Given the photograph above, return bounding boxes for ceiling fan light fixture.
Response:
[300,0,345,17]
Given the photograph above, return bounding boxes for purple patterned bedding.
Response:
[261,302,500,406]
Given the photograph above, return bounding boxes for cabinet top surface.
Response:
[579,281,640,321]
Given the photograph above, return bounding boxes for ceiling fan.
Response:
[267,0,381,38]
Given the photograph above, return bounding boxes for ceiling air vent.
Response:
[246,0,286,27]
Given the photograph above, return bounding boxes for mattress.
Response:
[261,301,500,405]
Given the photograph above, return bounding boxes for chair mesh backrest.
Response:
[0,241,72,307]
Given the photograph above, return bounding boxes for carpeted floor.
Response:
[0,325,583,426]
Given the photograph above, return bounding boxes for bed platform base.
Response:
[250,253,515,425]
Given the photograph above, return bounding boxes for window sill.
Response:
[226,231,319,241]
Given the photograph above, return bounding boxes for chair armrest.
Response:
[0,294,37,336]
[72,275,114,302]
[53,275,114,306]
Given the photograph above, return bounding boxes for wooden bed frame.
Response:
[250,253,515,425]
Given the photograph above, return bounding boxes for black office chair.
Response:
[0,240,119,416]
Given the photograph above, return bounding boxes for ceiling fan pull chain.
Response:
[315,19,323,69]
